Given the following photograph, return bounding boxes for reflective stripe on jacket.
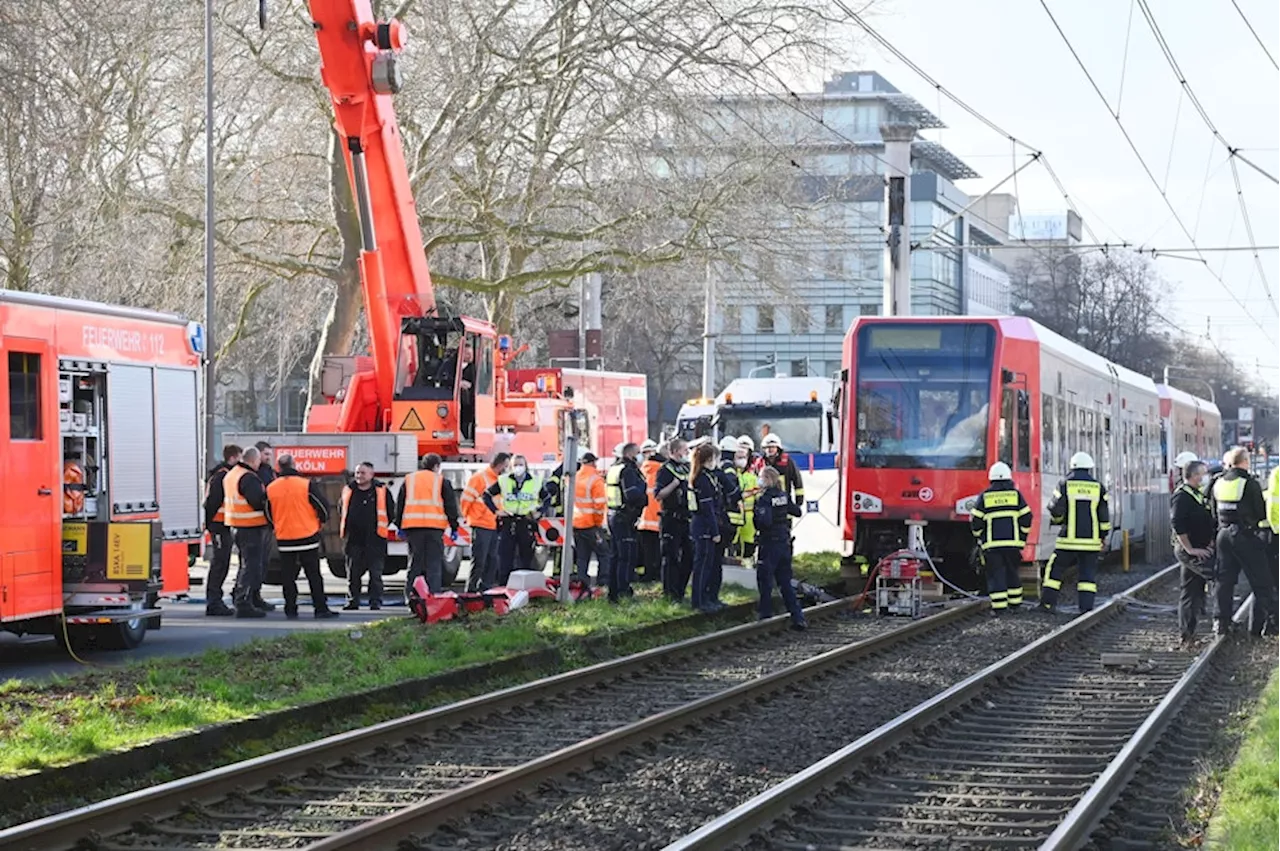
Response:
[501,474,542,516]
[573,470,607,529]
[1047,473,1109,552]
[969,484,1032,550]
[223,465,266,528]
[462,468,500,530]
[638,459,662,532]
[401,470,448,529]
[266,474,324,550]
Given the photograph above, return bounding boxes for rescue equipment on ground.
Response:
[873,549,925,618]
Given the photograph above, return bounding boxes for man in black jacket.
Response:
[340,462,396,610]
[1172,458,1215,644]
[203,444,242,616]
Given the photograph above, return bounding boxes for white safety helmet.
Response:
[613,442,626,459]
[738,435,755,452]
[762,434,783,449]
[689,436,709,449]
[1069,451,1095,470]
[718,436,740,452]
[1173,451,1198,470]
[640,439,658,454]
[988,462,1013,482]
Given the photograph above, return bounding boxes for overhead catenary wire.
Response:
[1227,0,1279,70]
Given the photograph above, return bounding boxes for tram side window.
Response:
[998,388,1014,467]
[1016,390,1031,471]
[1055,397,1066,475]
[1101,415,1112,487]
[8,352,42,440]
[1042,394,1056,474]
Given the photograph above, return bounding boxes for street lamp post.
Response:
[202,0,217,471]
[1162,365,1217,405]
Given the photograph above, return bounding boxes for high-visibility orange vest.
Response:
[573,469,607,529]
[462,468,500,530]
[401,470,448,529]
[340,484,389,539]
[638,459,661,533]
[223,465,266,528]
[267,475,320,540]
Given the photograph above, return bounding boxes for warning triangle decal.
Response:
[400,408,426,431]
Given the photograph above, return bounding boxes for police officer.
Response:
[655,438,693,602]
[1040,451,1110,613]
[222,445,270,618]
[969,462,1032,613]
[397,453,462,597]
[485,454,541,584]
[710,437,742,610]
[688,442,723,613]
[753,466,807,629]
[1171,456,1215,644]
[606,442,648,602]
[265,454,338,619]
[1211,447,1277,636]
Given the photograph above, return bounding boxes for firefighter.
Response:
[655,438,694,602]
[606,442,648,602]
[1039,451,1110,613]
[969,462,1032,613]
[397,453,461,597]
[1211,447,1277,636]
[461,453,510,591]
[266,455,338,619]
[754,466,806,629]
[203,444,242,617]
[636,439,663,583]
[760,434,804,506]
[222,445,271,618]
[1171,457,1215,644]
[688,442,724,613]
[340,461,395,611]
[485,454,541,584]
[572,452,610,588]
[733,442,760,566]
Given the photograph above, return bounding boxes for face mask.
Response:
[735,458,747,468]
[512,465,526,476]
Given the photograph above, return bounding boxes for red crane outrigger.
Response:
[277,0,565,460]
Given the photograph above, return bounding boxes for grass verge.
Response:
[1207,669,1279,850]
[0,587,750,777]
[792,551,844,589]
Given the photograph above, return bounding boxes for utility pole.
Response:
[203,0,217,470]
[880,123,916,317]
[700,258,716,398]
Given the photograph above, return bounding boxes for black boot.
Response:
[235,603,266,619]
[253,595,277,612]
[314,608,340,619]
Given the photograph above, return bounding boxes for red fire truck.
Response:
[1,290,203,649]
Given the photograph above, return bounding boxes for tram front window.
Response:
[854,323,995,470]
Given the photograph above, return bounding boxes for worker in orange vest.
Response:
[203,444,243,616]
[637,439,663,583]
[265,454,338,619]
[222,445,271,618]
[397,453,461,597]
[460,453,510,591]
[572,452,610,588]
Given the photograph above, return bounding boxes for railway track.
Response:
[1,596,988,851]
[663,565,1251,851]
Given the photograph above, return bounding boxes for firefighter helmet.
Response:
[988,462,1013,481]
[613,442,626,459]
[640,439,658,453]
[738,435,755,451]
[762,434,783,449]
[1173,451,1198,470]
[718,436,740,452]
[1069,451,1095,470]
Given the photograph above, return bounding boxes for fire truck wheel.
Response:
[443,547,461,586]
[55,625,94,653]
[96,617,147,651]
[326,555,348,579]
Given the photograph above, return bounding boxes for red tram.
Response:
[838,316,1221,590]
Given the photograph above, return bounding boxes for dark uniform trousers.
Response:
[660,517,693,601]
[1041,550,1099,612]
[637,530,660,582]
[756,537,804,624]
[467,527,500,591]
[231,526,268,607]
[497,516,537,583]
[405,528,445,597]
[983,548,1023,610]
[346,544,385,606]
[280,548,328,614]
[574,526,611,587]
[608,509,641,601]
[1217,524,1277,634]
[206,522,235,607]
[1176,548,1211,638]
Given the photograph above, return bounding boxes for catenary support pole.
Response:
[880,123,916,317]
[701,258,716,398]
[203,0,217,471]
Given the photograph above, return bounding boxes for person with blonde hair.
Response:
[753,466,806,629]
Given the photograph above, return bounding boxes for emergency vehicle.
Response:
[1,290,203,650]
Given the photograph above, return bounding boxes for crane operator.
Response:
[435,342,476,442]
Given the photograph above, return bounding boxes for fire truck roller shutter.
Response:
[107,364,159,514]
[153,368,202,540]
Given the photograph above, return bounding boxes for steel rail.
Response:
[306,599,984,850]
[661,564,1179,851]
[1038,593,1256,851]
[0,594,944,851]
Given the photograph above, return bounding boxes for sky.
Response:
[811,0,1279,399]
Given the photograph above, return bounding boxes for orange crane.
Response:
[279,0,567,459]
